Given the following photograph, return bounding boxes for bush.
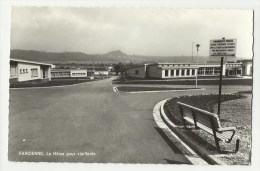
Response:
[164,93,245,125]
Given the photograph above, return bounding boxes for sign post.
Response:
[217,57,224,116]
[209,38,237,117]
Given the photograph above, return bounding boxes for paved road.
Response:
[9,77,251,163]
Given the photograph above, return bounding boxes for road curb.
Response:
[114,86,205,94]
[159,99,226,165]
[153,99,208,165]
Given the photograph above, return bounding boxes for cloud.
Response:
[11,7,253,58]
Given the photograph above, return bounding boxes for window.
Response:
[205,67,214,75]
[181,70,185,76]
[31,68,38,77]
[170,70,174,76]
[10,67,17,77]
[176,70,179,76]
[198,67,204,75]
[165,70,169,76]
[214,67,221,75]
[20,69,22,74]
[135,70,139,75]
[187,70,190,76]
[23,69,25,73]
[26,69,28,73]
[192,69,195,75]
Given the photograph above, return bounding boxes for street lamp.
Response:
[192,42,194,62]
[195,44,200,88]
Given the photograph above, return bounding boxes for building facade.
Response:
[51,69,88,78]
[124,65,148,78]
[94,70,109,76]
[10,59,52,83]
[126,62,246,79]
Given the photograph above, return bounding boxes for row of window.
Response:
[197,67,221,75]
[164,69,196,77]
[20,69,28,74]
[51,72,70,77]
[19,68,39,77]
[226,64,241,67]
[72,73,87,76]
[160,64,192,67]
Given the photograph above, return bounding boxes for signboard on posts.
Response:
[209,38,237,57]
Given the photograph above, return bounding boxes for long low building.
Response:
[126,61,251,79]
[51,69,88,78]
[10,59,52,83]
[51,68,109,78]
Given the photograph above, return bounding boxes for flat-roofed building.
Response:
[51,69,88,78]
[94,68,109,76]
[124,64,148,78]
[10,58,52,83]
[126,62,246,79]
[148,63,198,79]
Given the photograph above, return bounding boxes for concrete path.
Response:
[8,77,251,163]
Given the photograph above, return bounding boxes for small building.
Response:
[51,69,88,78]
[94,68,109,76]
[10,58,52,83]
[124,65,148,78]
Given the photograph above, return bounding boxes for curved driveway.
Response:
[9,77,251,163]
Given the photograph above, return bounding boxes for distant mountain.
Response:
[10,49,213,64]
[104,50,128,57]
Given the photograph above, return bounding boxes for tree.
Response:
[114,64,120,75]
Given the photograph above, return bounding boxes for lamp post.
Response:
[195,44,200,88]
[192,42,194,62]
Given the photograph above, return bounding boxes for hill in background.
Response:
[10,49,229,64]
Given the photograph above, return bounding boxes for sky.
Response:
[11,7,253,58]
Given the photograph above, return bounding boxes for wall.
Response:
[242,62,252,76]
[126,66,146,78]
[17,63,41,82]
[147,65,162,78]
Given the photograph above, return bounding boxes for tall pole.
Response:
[217,57,224,116]
[195,44,200,88]
[192,42,194,62]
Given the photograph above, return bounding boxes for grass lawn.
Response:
[116,86,200,92]
[114,75,243,81]
[114,78,252,86]
[9,79,94,88]
[164,93,252,165]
